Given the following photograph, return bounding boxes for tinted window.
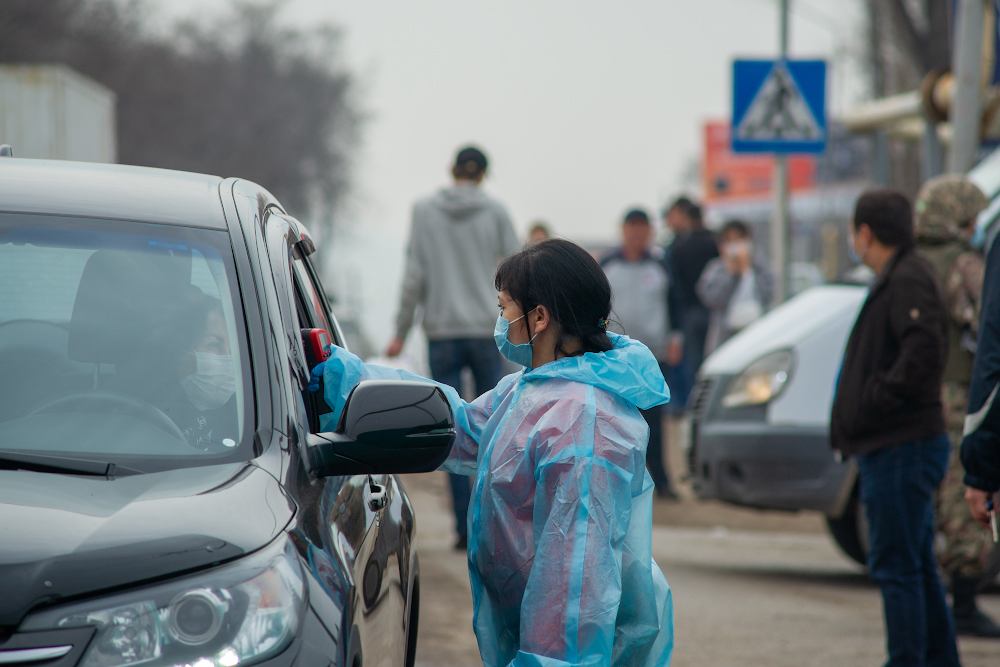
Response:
[0,214,252,471]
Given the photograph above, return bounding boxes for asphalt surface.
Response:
[403,471,1000,667]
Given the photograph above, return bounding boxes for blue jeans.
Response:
[857,435,959,667]
[428,338,504,538]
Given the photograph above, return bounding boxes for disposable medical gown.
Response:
[317,334,674,667]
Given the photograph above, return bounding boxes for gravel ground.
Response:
[403,471,1000,667]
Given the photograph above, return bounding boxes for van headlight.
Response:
[722,350,795,408]
[24,539,305,667]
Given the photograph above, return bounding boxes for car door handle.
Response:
[367,476,388,512]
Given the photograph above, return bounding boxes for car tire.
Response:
[404,578,420,667]
[825,487,868,567]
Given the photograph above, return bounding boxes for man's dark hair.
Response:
[623,208,651,225]
[853,189,914,249]
[453,146,488,180]
[495,239,613,357]
[665,196,704,229]
[720,219,752,240]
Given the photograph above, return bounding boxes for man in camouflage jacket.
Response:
[915,174,999,637]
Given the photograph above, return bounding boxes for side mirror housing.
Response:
[307,380,455,476]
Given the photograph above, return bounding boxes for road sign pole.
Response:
[772,0,791,303]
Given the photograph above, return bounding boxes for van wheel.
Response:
[825,488,868,567]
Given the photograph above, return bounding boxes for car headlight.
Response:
[23,539,305,667]
[721,349,795,408]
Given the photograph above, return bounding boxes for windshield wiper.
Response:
[0,452,141,476]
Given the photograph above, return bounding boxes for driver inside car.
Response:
[156,288,239,450]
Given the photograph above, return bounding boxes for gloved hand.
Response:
[308,362,325,394]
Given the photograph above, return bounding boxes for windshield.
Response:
[0,213,252,472]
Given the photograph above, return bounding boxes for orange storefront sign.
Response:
[702,120,816,202]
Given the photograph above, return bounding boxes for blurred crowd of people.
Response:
[380,142,1000,663]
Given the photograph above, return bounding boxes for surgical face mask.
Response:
[723,240,752,259]
[848,230,867,265]
[181,352,236,411]
[494,310,537,368]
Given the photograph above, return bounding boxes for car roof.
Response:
[0,158,227,229]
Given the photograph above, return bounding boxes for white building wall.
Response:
[0,64,116,163]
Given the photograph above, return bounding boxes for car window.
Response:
[293,258,333,335]
[0,213,252,470]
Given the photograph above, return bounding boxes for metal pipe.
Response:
[948,0,987,173]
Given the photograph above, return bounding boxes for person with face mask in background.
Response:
[696,220,775,355]
[832,189,959,667]
[310,239,674,667]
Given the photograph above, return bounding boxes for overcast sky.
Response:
[154,0,868,350]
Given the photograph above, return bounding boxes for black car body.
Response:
[0,159,455,667]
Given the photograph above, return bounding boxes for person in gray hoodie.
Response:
[386,145,521,550]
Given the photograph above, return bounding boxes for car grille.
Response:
[689,376,715,421]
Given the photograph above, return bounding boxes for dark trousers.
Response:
[639,361,672,491]
[680,306,710,409]
[857,435,960,667]
[428,337,504,538]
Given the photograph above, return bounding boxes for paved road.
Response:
[403,472,1000,667]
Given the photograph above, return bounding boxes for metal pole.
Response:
[772,0,791,303]
[948,0,986,173]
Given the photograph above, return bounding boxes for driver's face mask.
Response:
[182,352,236,411]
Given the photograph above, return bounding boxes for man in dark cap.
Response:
[601,207,681,499]
[387,145,520,550]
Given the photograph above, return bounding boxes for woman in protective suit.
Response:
[311,239,674,667]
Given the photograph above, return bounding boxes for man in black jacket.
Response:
[831,189,959,667]
[662,197,718,409]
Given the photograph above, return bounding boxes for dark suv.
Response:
[0,158,455,667]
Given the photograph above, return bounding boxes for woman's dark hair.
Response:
[853,188,914,249]
[495,239,613,357]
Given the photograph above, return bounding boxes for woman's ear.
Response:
[532,305,551,334]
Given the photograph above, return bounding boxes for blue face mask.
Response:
[494,310,537,368]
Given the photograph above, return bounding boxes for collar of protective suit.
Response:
[522,333,670,411]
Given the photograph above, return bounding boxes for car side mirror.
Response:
[306,380,456,476]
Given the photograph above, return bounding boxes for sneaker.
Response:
[954,609,1000,638]
[453,534,468,551]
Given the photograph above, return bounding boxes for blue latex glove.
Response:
[308,362,325,394]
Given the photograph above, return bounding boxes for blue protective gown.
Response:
[318,334,674,667]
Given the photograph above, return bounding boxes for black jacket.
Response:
[831,246,948,457]
[961,239,1000,492]
[667,229,719,316]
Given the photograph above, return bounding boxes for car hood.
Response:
[701,285,867,375]
[0,462,295,629]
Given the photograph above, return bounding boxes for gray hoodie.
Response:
[395,183,521,341]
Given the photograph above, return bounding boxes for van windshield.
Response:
[0,213,252,473]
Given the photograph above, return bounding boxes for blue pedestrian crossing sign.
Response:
[732,59,826,154]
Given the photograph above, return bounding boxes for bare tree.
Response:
[0,0,360,231]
